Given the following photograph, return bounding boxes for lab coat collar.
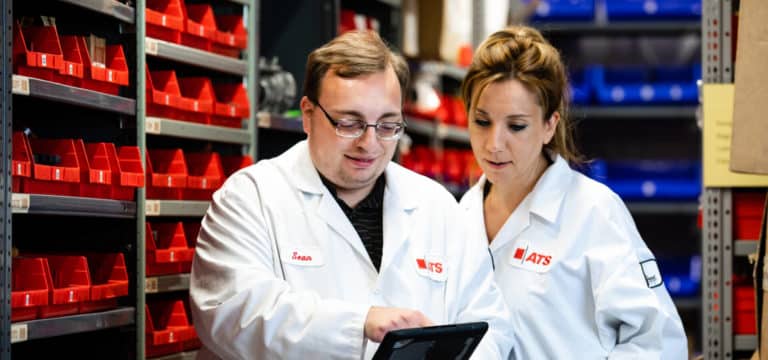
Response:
[527,154,572,225]
[282,140,419,274]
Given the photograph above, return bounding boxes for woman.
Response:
[459,26,688,359]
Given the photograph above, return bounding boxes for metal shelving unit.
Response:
[11,75,136,115]
[146,117,251,144]
[734,240,758,257]
[145,200,211,217]
[257,112,303,133]
[405,117,469,144]
[536,21,700,35]
[145,38,248,76]
[150,351,199,360]
[625,201,699,215]
[58,0,135,23]
[10,308,135,344]
[702,1,741,358]
[145,274,191,294]
[572,106,698,120]
[10,193,136,218]
[1,0,13,356]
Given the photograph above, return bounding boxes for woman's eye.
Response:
[509,124,527,132]
[474,119,491,127]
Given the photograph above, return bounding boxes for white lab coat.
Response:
[190,140,513,360]
[460,154,688,359]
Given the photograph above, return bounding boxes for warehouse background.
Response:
[0,0,759,359]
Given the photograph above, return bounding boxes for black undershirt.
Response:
[320,174,385,272]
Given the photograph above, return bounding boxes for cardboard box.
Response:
[730,0,768,174]
[86,34,106,67]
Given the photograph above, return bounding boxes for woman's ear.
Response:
[543,111,560,145]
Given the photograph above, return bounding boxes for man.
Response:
[190,30,512,359]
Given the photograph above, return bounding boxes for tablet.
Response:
[372,322,489,360]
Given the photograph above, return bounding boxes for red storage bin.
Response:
[23,137,81,196]
[11,257,50,322]
[146,0,184,43]
[146,149,188,200]
[112,145,146,200]
[183,152,224,201]
[12,132,32,193]
[733,192,766,240]
[146,300,196,358]
[147,68,182,120]
[181,299,202,351]
[38,255,91,319]
[212,14,247,58]
[734,285,756,334]
[76,140,112,199]
[212,83,250,128]
[177,77,215,124]
[80,253,129,314]
[147,69,195,120]
[183,222,202,249]
[221,154,253,177]
[55,35,85,86]
[146,222,194,276]
[75,36,129,95]
[181,3,217,51]
[443,149,466,187]
[13,20,64,81]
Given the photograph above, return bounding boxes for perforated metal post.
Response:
[0,0,12,358]
[704,189,725,358]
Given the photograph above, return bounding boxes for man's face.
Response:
[301,66,403,200]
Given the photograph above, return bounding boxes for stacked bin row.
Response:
[146,0,247,58]
[11,253,129,322]
[404,95,467,128]
[526,0,701,22]
[13,21,129,95]
[11,132,144,200]
[569,65,701,106]
[146,221,202,276]
[399,146,480,195]
[584,159,701,201]
[147,67,250,129]
[146,149,252,201]
[146,299,201,357]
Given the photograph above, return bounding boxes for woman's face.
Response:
[468,79,558,187]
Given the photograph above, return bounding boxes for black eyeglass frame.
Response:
[313,101,408,140]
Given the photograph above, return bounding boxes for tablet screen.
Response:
[372,322,488,360]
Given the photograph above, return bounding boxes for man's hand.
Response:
[364,306,434,343]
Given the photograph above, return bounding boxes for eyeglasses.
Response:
[314,102,407,141]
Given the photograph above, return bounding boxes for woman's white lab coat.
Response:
[460,154,687,359]
[190,141,512,360]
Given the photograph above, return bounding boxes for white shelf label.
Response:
[146,200,161,215]
[11,194,30,213]
[146,118,162,134]
[11,324,28,343]
[146,38,159,56]
[257,113,271,127]
[145,277,158,293]
[435,125,449,139]
[12,75,30,95]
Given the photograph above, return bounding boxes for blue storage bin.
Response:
[585,159,701,200]
[605,0,702,20]
[569,68,592,105]
[658,255,701,297]
[590,64,700,105]
[527,0,595,22]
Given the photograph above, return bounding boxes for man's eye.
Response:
[337,120,363,129]
[378,123,401,131]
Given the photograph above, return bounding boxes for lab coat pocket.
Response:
[281,244,325,267]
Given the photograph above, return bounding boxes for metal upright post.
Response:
[0,0,13,358]
[136,0,147,358]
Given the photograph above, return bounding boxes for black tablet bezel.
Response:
[372,321,489,360]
